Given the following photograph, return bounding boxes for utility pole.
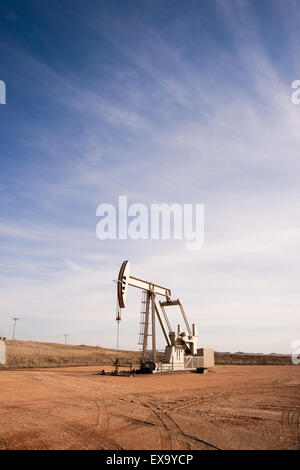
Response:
[64,334,69,345]
[12,317,20,340]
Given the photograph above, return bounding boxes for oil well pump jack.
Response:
[116,260,214,373]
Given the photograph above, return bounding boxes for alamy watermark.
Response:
[291,80,300,104]
[291,340,300,365]
[96,196,204,250]
[0,80,6,104]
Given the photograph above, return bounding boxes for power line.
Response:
[12,317,20,340]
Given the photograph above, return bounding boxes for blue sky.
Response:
[0,0,300,353]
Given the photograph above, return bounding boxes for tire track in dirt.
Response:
[65,400,122,450]
[0,437,8,450]
[156,410,190,450]
[4,398,122,450]
[281,408,300,448]
[281,409,300,428]
[132,394,223,450]
[92,400,118,449]
[0,431,49,450]
[138,399,221,450]
[65,423,123,450]
[195,409,277,423]
[62,399,114,449]
[135,399,192,450]
[157,391,228,414]
[111,412,156,429]
[138,400,173,449]
[110,403,203,449]
[164,413,220,450]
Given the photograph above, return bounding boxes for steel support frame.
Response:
[141,291,171,365]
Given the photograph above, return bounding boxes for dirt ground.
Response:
[0,365,299,450]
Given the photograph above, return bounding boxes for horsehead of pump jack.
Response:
[116,260,215,374]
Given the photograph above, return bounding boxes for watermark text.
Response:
[291,80,300,104]
[291,340,300,365]
[0,80,6,104]
[96,196,204,251]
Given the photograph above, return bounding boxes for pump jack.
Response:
[116,261,214,373]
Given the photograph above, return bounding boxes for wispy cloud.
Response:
[0,0,299,353]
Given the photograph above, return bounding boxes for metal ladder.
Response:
[138,291,152,362]
[138,291,149,344]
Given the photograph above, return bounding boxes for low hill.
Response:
[215,352,292,365]
[3,340,141,368]
[0,340,293,368]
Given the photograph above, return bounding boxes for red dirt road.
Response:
[0,365,299,450]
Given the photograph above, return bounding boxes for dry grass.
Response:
[1,340,292,369]
[4,340,141,368]
[215,352,292,365]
